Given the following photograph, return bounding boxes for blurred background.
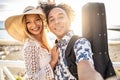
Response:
[0,0,120,41]
[0,0,120,79]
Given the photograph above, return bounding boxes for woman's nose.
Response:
[32,21,37,27]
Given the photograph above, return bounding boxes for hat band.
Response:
[23,9,32,13]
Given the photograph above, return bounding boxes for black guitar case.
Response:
[82,2,116,79]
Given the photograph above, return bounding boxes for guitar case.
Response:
[82,2,116,79]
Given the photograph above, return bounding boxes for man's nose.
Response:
[55,19,59,24]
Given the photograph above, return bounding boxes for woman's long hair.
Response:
[22,14,50,51]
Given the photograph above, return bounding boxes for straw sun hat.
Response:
[5,6,46,42]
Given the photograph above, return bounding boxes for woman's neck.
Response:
[34,35,42,42]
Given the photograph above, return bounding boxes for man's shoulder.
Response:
[71,35,89,42]
[71,36,91,47]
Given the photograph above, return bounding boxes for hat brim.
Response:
[5,9,45,42]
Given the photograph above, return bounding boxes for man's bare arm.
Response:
[77,60,103,80]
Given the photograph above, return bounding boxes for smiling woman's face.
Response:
[25,14,43,36]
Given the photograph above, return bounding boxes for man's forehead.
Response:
[48,8,66,18]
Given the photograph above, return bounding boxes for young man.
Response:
[42,3,103,80]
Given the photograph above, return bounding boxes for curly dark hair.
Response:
[40,3,75,24]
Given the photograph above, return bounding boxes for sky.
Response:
[56,0,120,35]
[0,0,120,25]
[0,0,120,41]
[0,0,38,21]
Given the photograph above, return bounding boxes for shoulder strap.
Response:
[65,35,80,79]
[65,35,80,56]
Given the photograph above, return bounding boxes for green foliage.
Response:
[16,76,22,80]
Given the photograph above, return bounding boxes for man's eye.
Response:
[49,19,54,22]
[59,16,64,19]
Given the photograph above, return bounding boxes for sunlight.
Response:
[1,0,120,43]
[55,0,83,36]
[46,0,84,47]
[71,12,82,36]
[55,0,112,36]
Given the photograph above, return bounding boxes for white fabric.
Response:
[23,38,54,80]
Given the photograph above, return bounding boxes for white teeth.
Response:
[32,27,39,31]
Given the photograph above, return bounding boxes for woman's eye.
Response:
[36,18,40,21]
[26,21,30,24]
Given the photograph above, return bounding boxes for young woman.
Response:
[5,6,58,80]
